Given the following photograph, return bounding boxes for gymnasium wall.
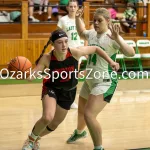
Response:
[0,39,51,71]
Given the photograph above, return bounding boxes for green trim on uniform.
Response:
[103,80,117,102]
[104,53,118,102]
[108,53,118,82]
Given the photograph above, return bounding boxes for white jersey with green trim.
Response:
[57,15,82,48]
[83,29,121,83]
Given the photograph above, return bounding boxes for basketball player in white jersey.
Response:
[67,8,135,150]
[57,0,87,109]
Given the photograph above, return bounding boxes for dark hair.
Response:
[35,29,68,65]
[35,39,51,65]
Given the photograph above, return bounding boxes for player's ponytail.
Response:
[35,39,51,65]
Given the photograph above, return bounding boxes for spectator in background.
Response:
[28,0,40,22]
[0,11,21,22]
[108,2,137,29]
[39,0,48,15]
[122,2,137,29]
[0,11,10,22]
[10,11,21,22]
[47,3,59,21]
[28,0,54,22]
[59,0,69,13]
[142,0,150,18]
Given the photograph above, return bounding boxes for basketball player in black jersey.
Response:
[22,29,119,150]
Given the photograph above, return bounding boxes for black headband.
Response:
[50,30,68,42]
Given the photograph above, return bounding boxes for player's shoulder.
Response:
[88,29,95,33]
[39,53,51,67]
[43,53,50,57]
[86,29,97,38]
[60,15,68,21]
[41,53,51,61]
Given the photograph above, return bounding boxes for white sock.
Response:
[30,132,39,141]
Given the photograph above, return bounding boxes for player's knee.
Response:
[42,115,54,125]
[84,109,93,122]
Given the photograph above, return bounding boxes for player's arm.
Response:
[108,24,135,57]
[57,17,63,30]
[57,26,62,30]
[116,36,135,57]
[71,46,119,71]
[75,7,87,40]
[27,54,48,81]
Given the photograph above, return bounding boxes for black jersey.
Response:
[44,48,78,91]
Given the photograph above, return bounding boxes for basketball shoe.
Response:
[33,137,41,150]
[67,129,87,143]
[22,135,35,150]
[22,135,40,150]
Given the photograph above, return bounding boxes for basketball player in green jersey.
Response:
[67,8,135,150]
[57,0,86,109]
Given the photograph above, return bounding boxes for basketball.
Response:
[8,56,32,79]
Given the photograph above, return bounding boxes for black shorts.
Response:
[41,86,77,110]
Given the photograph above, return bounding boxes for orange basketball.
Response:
[8,56,32,79]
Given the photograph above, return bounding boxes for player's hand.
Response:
[110,62,120,71]
[107,23,120,40]
[76,7,84,17]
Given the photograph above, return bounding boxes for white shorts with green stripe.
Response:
[79,79,118,102]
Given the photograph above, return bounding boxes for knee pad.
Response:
[46,126,55,132]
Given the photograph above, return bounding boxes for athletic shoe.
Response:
[22,135,35,150]
[33,139,40,150]
[67,129,87,143]
[28,16,39,22]
[47,18,51,22]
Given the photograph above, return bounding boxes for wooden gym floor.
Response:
[0,79,150,150]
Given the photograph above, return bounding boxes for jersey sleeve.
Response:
[57,18,64,29]
[82,30,91,40]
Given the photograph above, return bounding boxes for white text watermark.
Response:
[0,68,149,81]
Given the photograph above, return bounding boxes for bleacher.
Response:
[0,0,150,72]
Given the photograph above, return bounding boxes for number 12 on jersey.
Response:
[71,32,77,40]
